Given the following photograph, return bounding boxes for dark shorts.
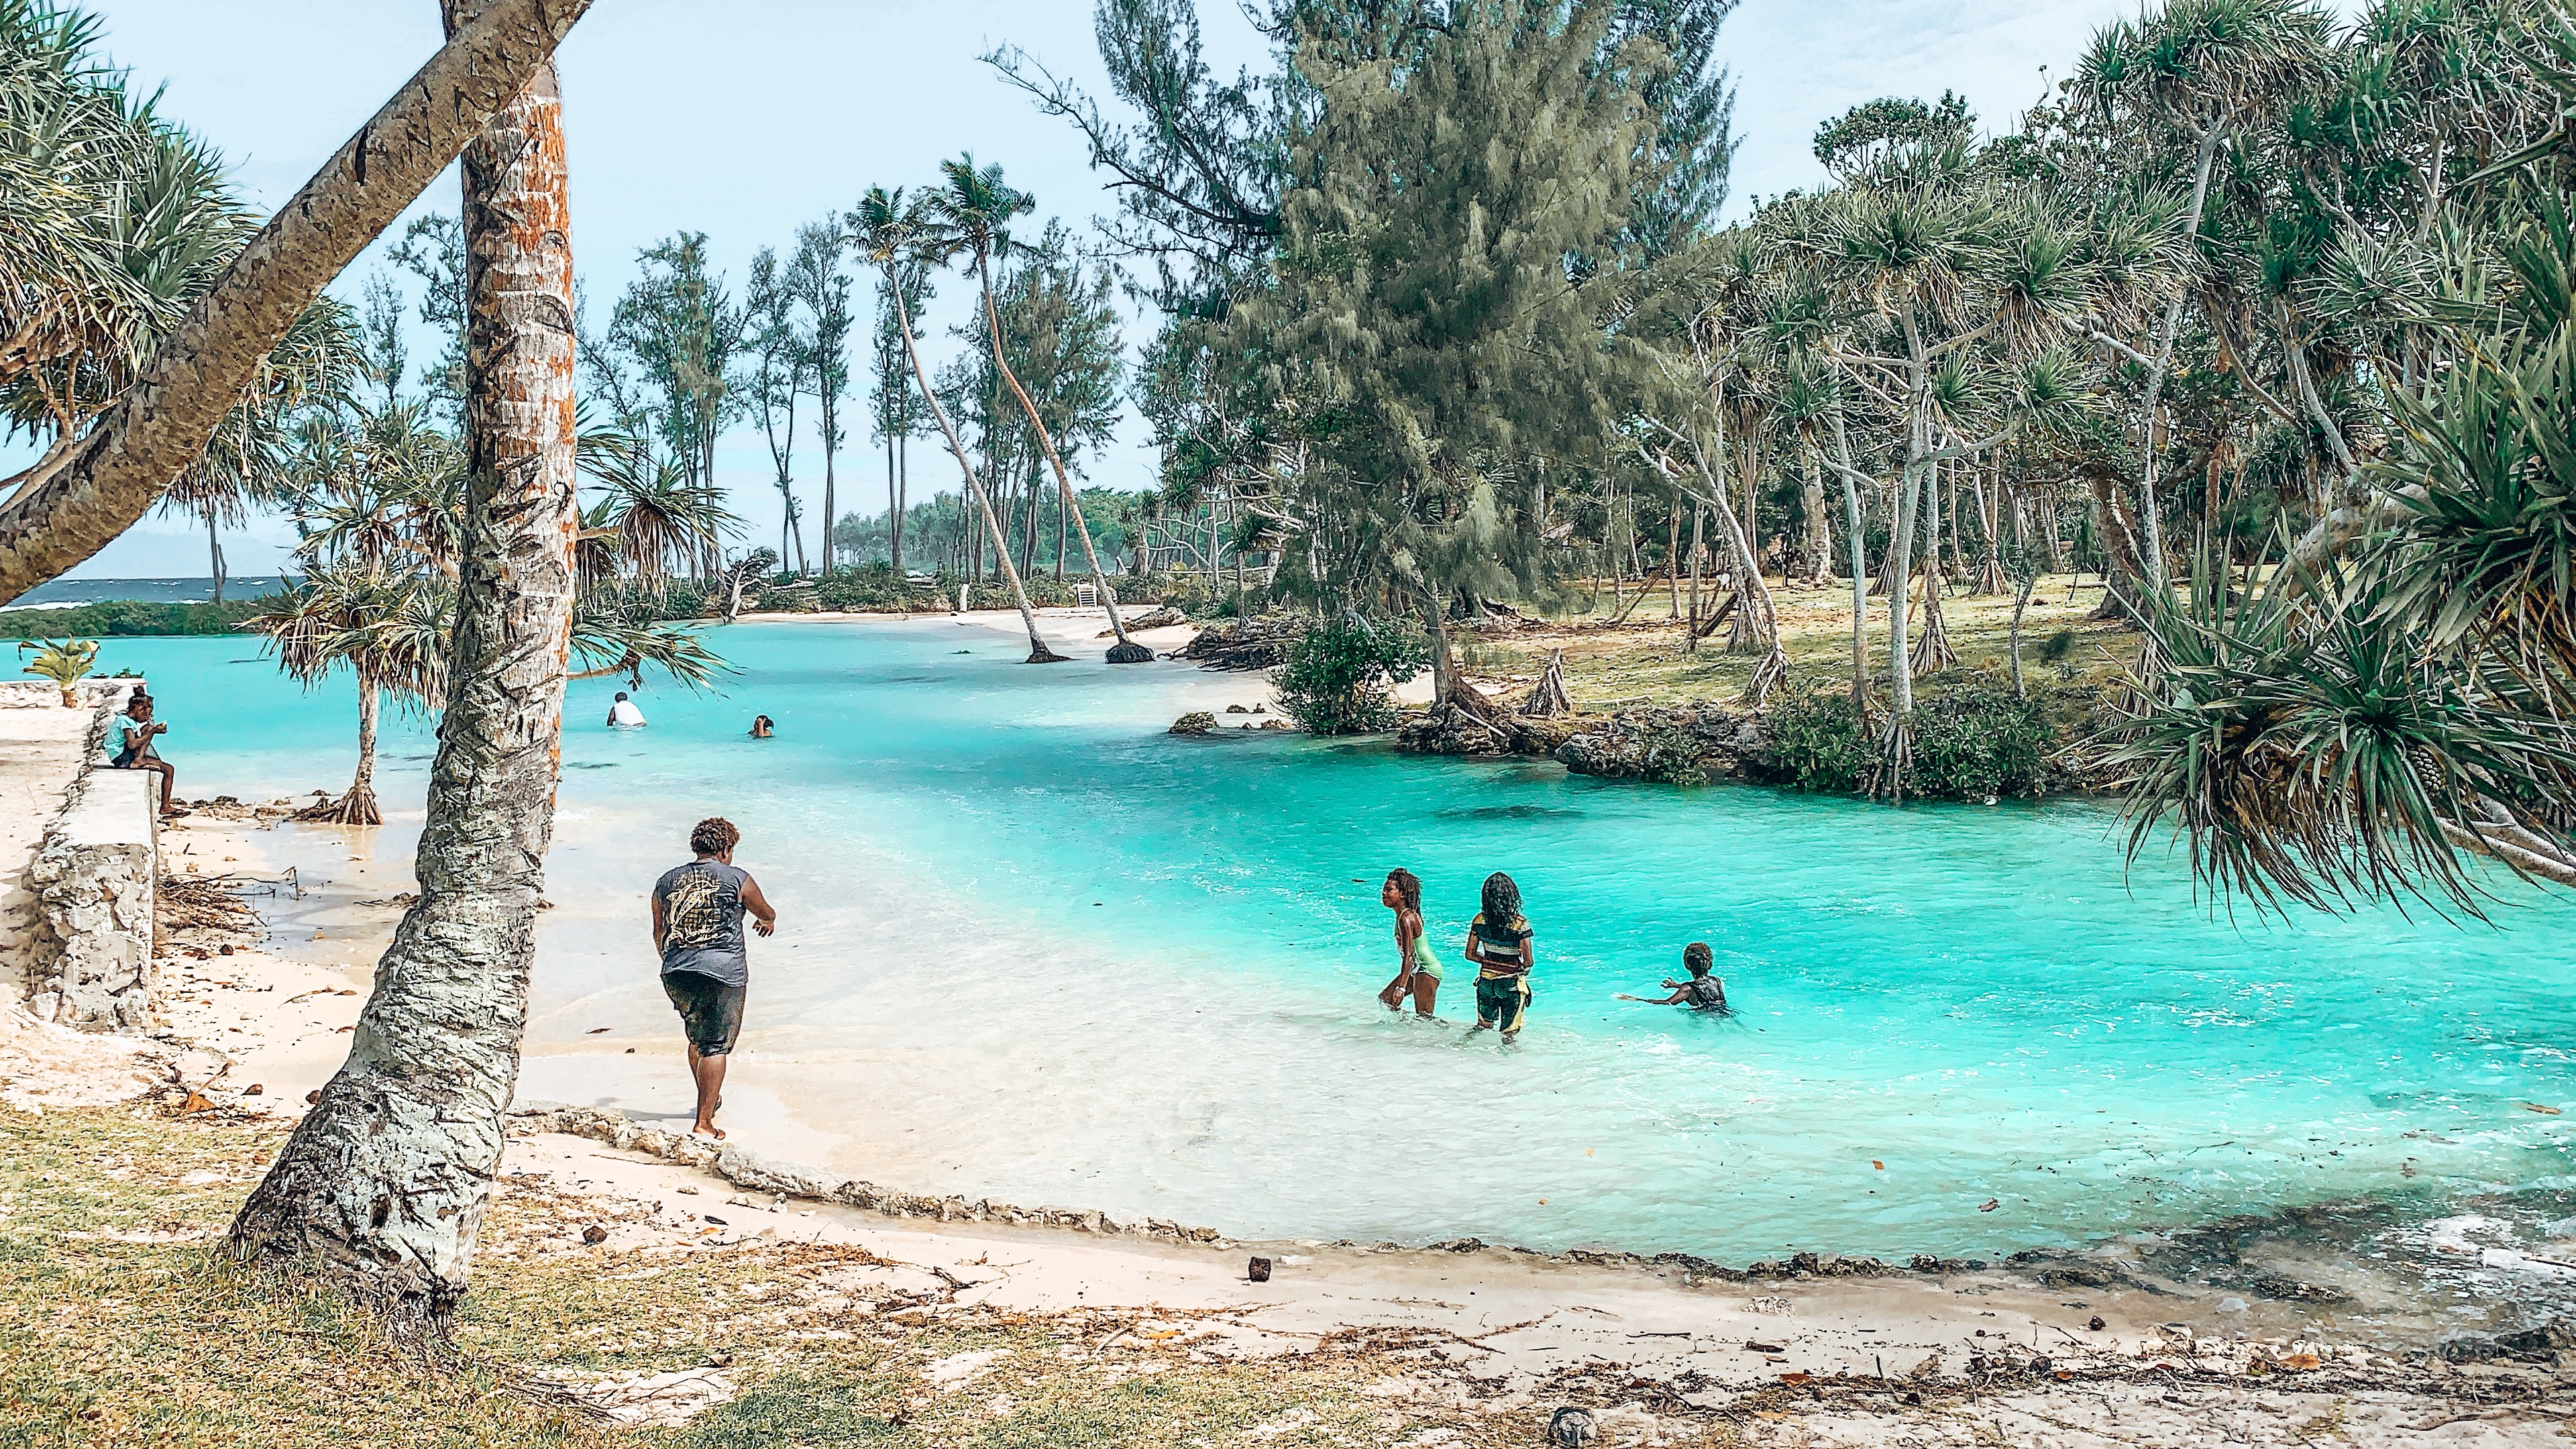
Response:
[1474,974,1530,1032]
[663,971,745,1056]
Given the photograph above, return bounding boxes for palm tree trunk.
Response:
[205,500,227,604]
[1799,448,1831,585]
[1684,504,1705,653]
[1911,454,1956,676]
[2125,117,2226,595]
[229,10,578,1323]
[820,406,837,578]
[1664,507,1682,619]
[890,284,1059,661]
[885,435,901,574]
[0,0,593,601]
[976,262,1144,659]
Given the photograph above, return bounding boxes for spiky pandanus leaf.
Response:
[2110,547,2576,916]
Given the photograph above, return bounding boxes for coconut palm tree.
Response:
[933,156,1152,662]
[230,3,590,1322]
[849,184,1063,662]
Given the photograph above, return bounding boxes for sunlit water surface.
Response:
[97,623,2576,1275]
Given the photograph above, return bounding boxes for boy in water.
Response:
[1463,871,1534,1042]
[652,817,778,1139]
[1618,942,1729,1012]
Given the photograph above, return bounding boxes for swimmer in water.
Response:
[1617,941,1729,1012]
[1375,867,1441,1018]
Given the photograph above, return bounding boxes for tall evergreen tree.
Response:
[790,222,854,575]
[1235,0,1656,712]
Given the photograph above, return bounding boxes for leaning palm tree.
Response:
[849,184,1062,662]
[933,156,1151,663]
[0,0,597,603]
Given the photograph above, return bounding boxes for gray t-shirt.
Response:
[654,859,751,987]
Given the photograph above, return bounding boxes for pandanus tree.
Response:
[247,564,445,826]
[932,156,1153,661]
[2074,0,2335,578]
[0,0,596,604]
[1772,140,2106,796]
[2109,5,2576,908]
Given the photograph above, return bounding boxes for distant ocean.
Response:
[1,576,288,610]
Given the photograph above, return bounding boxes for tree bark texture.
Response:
[229,11,578,1323]
[0,0,593,602]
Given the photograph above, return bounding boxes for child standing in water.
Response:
[1464,871,1534,1041]
[1376,868,1442,1018]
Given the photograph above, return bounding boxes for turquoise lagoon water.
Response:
[93,622,2576,1269]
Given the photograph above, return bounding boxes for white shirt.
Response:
[607,698,647,727]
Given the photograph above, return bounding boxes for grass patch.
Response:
[0,1105,1589,1448]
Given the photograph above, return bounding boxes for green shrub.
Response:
[1756,676,2055,800]
[1138,572,1269,619]
[1636,722,1712,786]
[1758,691,1874,794]
[1908,678,2053,800]
[1271,613,1430,735]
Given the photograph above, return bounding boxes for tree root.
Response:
[1738,645,1789,708]
[1911,582,1957,676]
[1104,641,1155,664]
[1865,717,1914,804]
[1024,644,1070,664]
[294,785,383,826]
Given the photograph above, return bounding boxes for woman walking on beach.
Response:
[1376,868,1442,1018]
[1464,871,1534,1042]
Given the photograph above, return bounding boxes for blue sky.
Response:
[44,0,2278,577]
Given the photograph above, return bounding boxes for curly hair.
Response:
[1384,867,1422,914]
[689,816,741,857]
[1481,871,1522,926]
[1684,941,1713,975]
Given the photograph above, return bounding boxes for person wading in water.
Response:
[1375,867,1442,1018]
[1464,871,1534,1042]
[651,817,778,1138]
[1619,942,1730,1012]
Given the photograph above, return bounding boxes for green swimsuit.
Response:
[1409,927,1443,982]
